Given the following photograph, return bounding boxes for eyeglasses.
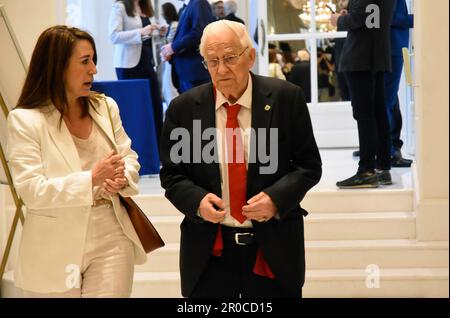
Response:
[202,47,249,70]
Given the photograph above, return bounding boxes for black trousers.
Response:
[345,71,392,172]
[116,46,163,149]
[385,56,406,155]
[190,232,301,298]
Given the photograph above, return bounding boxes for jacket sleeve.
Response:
[159,100,209,221]
[391,0,414,28]
[109,2,142,45]
[6,110,93,210]
[171,0,214,54]
[263,86,322,220]
[337,0,373,31]
[104,97,141,197]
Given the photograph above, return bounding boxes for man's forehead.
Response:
[206,41,239,50]
[205,36,241,53]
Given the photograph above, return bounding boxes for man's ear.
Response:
[248,47,256,69]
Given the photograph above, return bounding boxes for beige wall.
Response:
[0,0,60,272]
[414,0,449,240]
[0,0,61,63]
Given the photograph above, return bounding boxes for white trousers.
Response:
[22,204,135,298]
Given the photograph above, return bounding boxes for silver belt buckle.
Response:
[235,232,253,245]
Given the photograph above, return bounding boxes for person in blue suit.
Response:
[160,0,215,93]
[385,0,414,167]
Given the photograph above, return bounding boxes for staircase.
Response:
[129,180,448,298]
[1,150,448,298]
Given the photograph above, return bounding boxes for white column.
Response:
[413,0,449,241]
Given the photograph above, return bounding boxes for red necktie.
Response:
[225,103,247,223]
[212,100,275,279]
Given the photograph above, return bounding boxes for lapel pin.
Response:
[264,105,271,111]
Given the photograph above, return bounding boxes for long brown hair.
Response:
[118,0,154,17]
[16,25,99,119]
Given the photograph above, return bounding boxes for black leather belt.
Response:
[221,226,256,246]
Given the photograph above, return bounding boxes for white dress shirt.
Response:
[215,75,253,228]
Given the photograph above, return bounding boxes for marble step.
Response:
[135,240,449,273]
[148,212,416,244]
[132,189,414,216]
[128,268,449,298]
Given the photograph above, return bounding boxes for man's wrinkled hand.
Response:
[242,192,277,223]
[198,193,226,224]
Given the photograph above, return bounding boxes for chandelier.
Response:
[300,1,338,33]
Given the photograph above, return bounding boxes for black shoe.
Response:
[352,150,360,157]
[391,157,413,168]
[391,149,413,167]
[376,170,393,185]
[336,172,379,189]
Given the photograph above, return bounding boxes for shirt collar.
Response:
[215,75,252,111]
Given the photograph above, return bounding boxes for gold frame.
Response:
[0,4,27,293]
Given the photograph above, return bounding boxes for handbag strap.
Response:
[104,97,116,140]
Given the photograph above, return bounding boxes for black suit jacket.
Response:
[338,0,395,72]
[223,13,245,25]
[288,61,311,103]
[160,74,322,297]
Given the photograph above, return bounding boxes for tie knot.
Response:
[224,103,241,119]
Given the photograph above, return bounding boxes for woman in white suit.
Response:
[109,0,164,148]
[7,26,146,297]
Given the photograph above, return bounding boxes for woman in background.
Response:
[268,49,286,80]
[160,2,179,108]
[7,25,146,297]
[109,0,163,147]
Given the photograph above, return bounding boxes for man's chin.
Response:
[216,82,234,92]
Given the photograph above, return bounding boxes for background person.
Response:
[109,0,164,147]
[160,0,215,93]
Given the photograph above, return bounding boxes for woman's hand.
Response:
[141,24,158,37]
[92,151,125,186]
[102,178,129,196]
[159,25,168,36]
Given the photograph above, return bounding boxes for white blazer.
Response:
[109,1,158,68]
[6,96,147,294]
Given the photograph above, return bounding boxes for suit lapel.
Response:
[194,84,222,196]
[247,75,274,196]
[45,107,81,172]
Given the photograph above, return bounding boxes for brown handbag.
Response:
[119,196,165,253]
[104,96,165,253]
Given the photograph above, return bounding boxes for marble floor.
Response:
[138,148,414,195]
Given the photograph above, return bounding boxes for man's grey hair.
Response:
[224,0,238,15]
[199,20,253,57]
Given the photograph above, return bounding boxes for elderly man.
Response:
[223,0,245,25]
[160,20,322,298]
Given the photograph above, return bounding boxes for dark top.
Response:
[391,0,413,56]
[171,0,215,82]
[288,61,311,103]
[337,0,396,72]
[223,13,245,25]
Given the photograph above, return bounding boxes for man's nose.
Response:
[216,59,229,74]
